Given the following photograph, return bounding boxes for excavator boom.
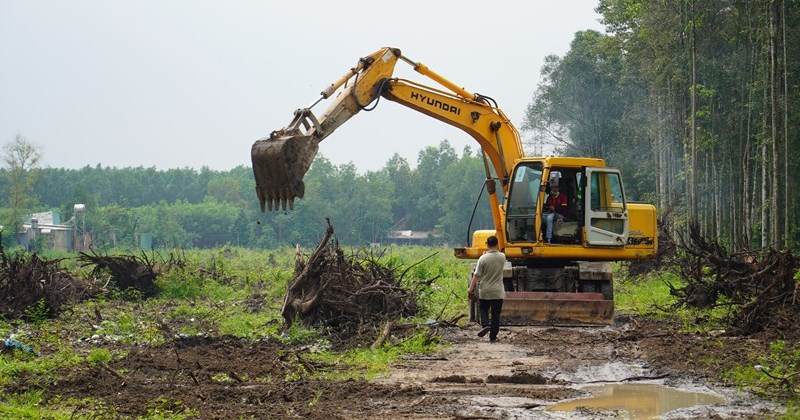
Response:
[251,47,658,326]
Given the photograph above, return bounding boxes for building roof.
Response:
[387,230,430,240]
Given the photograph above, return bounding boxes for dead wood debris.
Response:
[668,223,799,338]
[78,249,163,297]
[281,219,422,337]
[0,239,95,320]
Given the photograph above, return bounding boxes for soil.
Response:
[46,315,784,419]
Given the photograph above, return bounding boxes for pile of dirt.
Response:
[0,243,94,320]
[49,336,424,419]
[281,220,420,336]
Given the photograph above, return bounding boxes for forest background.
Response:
[2,0,799,252]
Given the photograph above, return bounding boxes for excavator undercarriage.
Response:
[469,262,614,326]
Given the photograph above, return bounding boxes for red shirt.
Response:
[545,192,568,217]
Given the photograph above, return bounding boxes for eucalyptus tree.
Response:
[383,153,415,230]
[524,30,627,159]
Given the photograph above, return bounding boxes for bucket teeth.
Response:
[251,134,319,212]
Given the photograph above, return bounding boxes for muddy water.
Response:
[548,383,725,419]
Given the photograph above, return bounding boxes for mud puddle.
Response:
[370,324,784,419]
[545,361,725,419]
[548,383,725,419]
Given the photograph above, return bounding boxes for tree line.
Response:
[0,139,503,249]
[526,0,799,250]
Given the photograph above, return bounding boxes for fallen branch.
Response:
[373,322,417,349]
[372,321,395,349]
[100,362,125,380]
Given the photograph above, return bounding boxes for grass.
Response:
[138,398,199,419]
[310,330,442,380]
[86,348,112,365]
[373,246,471,322]
[217,311,277,337]
[725,340,800,396]
[0,245,450,417]
[615,268,731,333]
[0,390,75,419]
[0,348,83,388]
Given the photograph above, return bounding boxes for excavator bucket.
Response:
[251,132,319,211]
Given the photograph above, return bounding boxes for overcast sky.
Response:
[1,1,604,172]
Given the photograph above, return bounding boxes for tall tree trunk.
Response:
[742,3,757,250]
[761,50,769,250]
[658,93,669,212]
[703,155,709,237]
[714,155,721,240]
[689,0,698,226]
[761,140,768,249]
[769,1,782,247]
[782,0,789,249]
[729,153,736,249]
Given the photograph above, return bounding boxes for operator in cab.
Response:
[542,184,568,243]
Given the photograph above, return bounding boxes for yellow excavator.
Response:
[251,47,657,325]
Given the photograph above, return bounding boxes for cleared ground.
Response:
[49,315,782,419]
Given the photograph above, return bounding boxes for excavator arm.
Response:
[251,48,400,211]
[252,47,658,327]
[251,47,523,221]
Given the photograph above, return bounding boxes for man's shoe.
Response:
[477,327,490,337]
[490,338,499,343]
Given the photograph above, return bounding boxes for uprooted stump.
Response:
[0,242,95,320]
[78,250,160,297]
[668,223,800,338]
[281,220,420,336]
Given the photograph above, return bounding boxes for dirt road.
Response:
[367,319,782,419]
[52,316,783,419]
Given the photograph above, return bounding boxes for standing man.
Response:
[467,235,506,342]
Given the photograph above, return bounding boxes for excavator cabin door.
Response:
[584,167,628,247]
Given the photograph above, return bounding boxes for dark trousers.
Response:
[478,299,503,340]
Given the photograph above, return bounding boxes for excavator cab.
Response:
[485,159,647,325]
[505,163,543,242]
